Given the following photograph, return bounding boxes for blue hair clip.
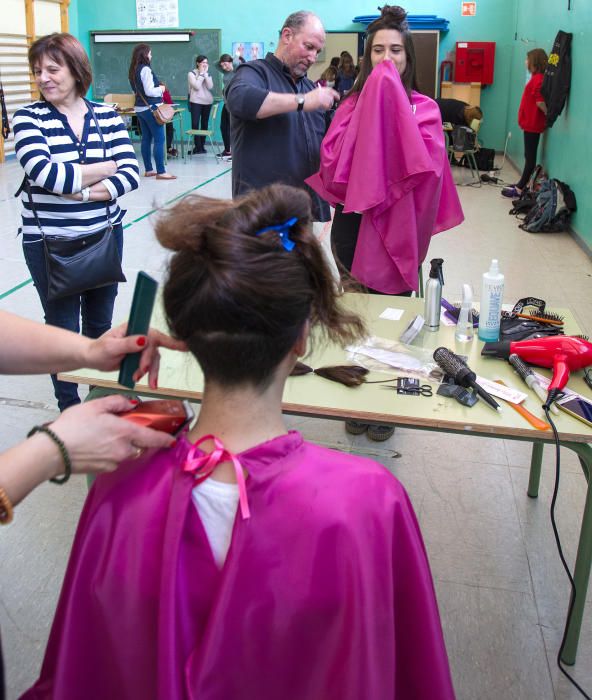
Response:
[254,217,298,251]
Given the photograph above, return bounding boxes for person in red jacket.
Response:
[161,83,178,157]
[502,48,548,198]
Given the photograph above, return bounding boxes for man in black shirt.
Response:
[225,11,339,221]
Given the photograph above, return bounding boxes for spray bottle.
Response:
[478,259,504,342]
[455,284,474,342]
[425,258,444,332]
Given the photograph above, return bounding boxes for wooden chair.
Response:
[185,102,220,160]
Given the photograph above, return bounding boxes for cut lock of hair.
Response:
[155,184,366,389]
[290,361,369,387]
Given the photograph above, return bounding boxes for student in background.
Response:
[315,65,337,88]
[161,83,177,157]
[502,48,548,198]
[188,54,214,155]
[128,43,176,180]
[216,53,238,160]
[435,97,483,128]
[336,51,356,96]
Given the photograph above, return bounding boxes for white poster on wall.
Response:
[136,0,179,29]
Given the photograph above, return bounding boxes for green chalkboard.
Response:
[90,29,222,99]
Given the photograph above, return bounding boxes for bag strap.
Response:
[133,73,159,112]
[85,100,112,226]
[21,177,44,236]
[133,79,152,109]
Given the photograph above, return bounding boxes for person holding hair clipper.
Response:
[0,312,186,700]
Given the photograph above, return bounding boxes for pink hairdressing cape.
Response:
[21,432,455,700]
[306,60,464,294]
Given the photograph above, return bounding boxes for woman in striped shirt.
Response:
[13,32,140,411]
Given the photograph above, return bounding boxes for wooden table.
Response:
[60,293,592,664]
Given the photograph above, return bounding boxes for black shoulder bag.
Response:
[22,102,126,301]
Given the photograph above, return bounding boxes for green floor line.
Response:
[0,278,33,300]
[0,168,232,300]
[131,168,232,224]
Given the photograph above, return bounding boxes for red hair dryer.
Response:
[481,336,592,407]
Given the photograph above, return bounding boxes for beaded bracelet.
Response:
[27,425,72,484]
[0,486,14,525]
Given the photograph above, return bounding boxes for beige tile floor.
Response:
[1,151,592,699]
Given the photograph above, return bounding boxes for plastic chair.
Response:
[185,102,220,160]
[448,123,482,187]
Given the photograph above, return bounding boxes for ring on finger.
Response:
[131,445,143,459]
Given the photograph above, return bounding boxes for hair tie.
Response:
[255,217,298,251]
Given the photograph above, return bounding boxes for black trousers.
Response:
[189,102,212,150]
[517,131,541,190]
[331,205,412,296]
[166,121,174,150]
[220,104,231,152]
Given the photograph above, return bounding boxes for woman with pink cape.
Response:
[22,184,455,700]
[307,6,463,297]
[306,5,463,442]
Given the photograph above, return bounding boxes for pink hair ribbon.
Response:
[183,435,250,519]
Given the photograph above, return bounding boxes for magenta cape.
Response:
[306,61,464,293]
[22,432,455,700]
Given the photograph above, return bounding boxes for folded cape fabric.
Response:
[307,61,464,293]
[22,431,455,700]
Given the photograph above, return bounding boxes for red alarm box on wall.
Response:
[455,41,495,84]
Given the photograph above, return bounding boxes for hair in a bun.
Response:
[379,5,408,29]
[349,4,419,98]
[155,184,365,388]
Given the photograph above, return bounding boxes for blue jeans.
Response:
[22,224,124,411]
[136,108,165,174]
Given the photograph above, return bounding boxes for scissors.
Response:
[382,377,433,396]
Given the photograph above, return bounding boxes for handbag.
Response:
[153,103,175,125]
[134,80,174,125]
[22,102,126,301]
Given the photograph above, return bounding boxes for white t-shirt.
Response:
[192,478,239,568]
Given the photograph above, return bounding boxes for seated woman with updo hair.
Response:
[23,185,454,700]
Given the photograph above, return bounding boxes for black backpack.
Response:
[519,179,577,233]
[509,165,546,216]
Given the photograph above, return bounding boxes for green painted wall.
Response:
[508,0,590,247]
[71,0,514,150]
